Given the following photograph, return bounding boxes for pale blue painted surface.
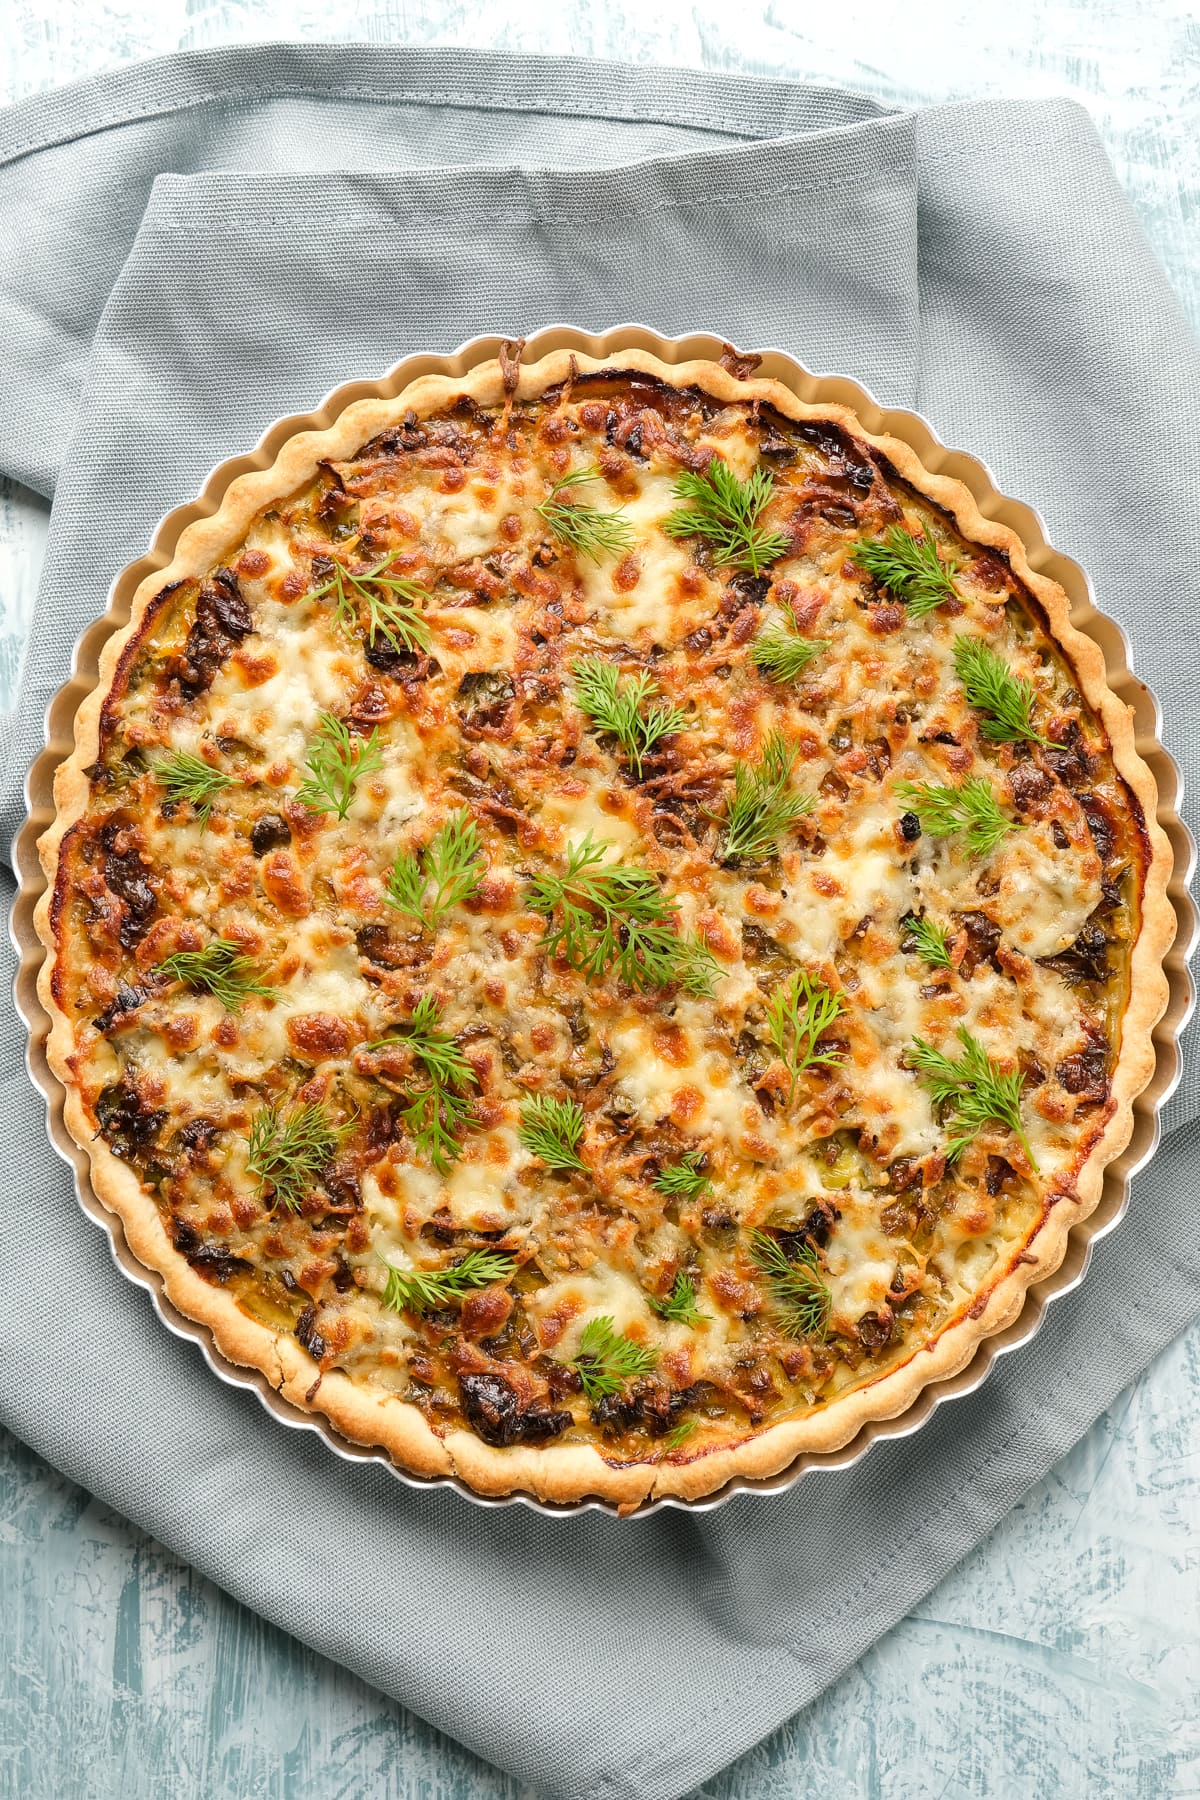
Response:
[1,5,1198,1795]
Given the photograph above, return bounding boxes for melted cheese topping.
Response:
[54,370,1144,1474]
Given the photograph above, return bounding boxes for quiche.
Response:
[35,343,1173,1509]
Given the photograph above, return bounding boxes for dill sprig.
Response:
[528,835,720,995]
[380,1249,517,1315]
[953,636,1050,745]
[369,993,477,1176]
[571,657,690,778]
[535,466,634,564]
[517,1094,587,1174]
[385,810,484,930]
[765,969,848,1103]
[663,461,789,575]
[674,935,722,996]
[909,1026,1039,1170]
[896,776,1018,858]
[721,729,812,862]
[750,611,830,683]
[651,1152,710,1201]
[663,1417,697,1450]
[901,912,954,971]
[246,1100,345,1213]
[295,714,383,820]
[751,1231,832,1339]
[155,938,277,1011]
[309,550,432,656]
[648,1272,710,1328]
[402,1083,475,1178]
[850,526,959,616]
[368,993,475,1085]
[572,1315,659,1401]
[156,750,232,826]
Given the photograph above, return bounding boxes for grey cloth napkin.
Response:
[1,45,1198,1800]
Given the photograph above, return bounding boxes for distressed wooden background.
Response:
[1,3,1198,1795]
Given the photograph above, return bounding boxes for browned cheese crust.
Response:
[34,346,1174,1508]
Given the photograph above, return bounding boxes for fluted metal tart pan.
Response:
[12,323,1196,1516]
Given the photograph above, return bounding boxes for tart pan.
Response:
[11,324,1197,1517]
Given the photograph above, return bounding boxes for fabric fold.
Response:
[1,44,1198,1800]
[0,45,893,502]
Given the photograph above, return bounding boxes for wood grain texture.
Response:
[1,3,1198,1795]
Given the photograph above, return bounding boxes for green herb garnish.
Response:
[528,835,720,995]
[721,729,812,862]
[402,1084,475,1178]
[368,992,474,1085]
[384,810,484,931]
[901,912,954,971]
[295,713,383,820]
[953,636,1050,745]
[663,461,789,575]
[648,1272,710,1327]
[380,1249,517,1315]
[663,1417,697,1450]
[850,526,958,616]
[750,611,830,683]
[309,550,432,655]
[535,466,634,563]
[750,1231,832,1339]
[156,751,232,827]
[765,969,848,1102]
[572,1315,658,1401]
[517,1094,587,1174]
[571,657,690,778]
[909,1026,1038,1170]
[369,993,476,1176]
[651,1153,710,1201]
[246,1101,345,1213]
[155,938,277,1011]
[896,776,1017,858]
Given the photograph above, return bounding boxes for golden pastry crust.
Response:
[35,345,1175,1509]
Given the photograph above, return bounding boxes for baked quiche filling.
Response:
[51,367,1147,1471]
